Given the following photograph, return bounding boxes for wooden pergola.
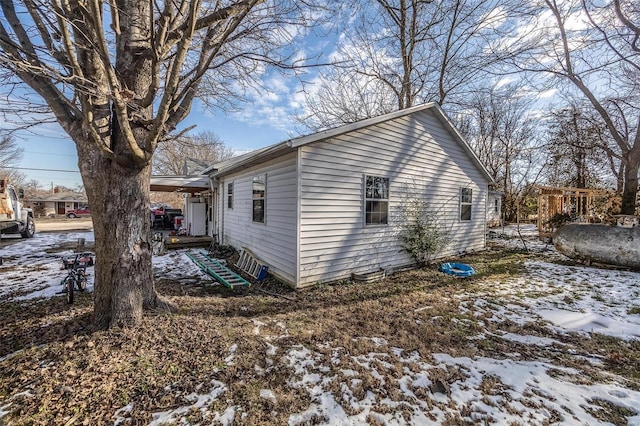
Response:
[535,185,609,236]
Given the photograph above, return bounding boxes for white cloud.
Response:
[495,77,516,88]
[478,6,509,31]
[537,88,558,99]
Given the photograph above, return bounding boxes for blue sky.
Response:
[11,105,296,189]
[10,49,317,188]
[3,2,494,189]
[6,4,330,189]
[3,1,609,190]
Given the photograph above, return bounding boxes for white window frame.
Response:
[252,174,266,223]
[364,175,389,226]
[460,187,472,221]
[227,182,234,209]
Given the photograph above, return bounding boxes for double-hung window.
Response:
[252,174,266,223]
[227,182,234,209]
[460,188,472,221]
[365,175,389,225]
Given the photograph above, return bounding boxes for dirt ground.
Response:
[1,227,639,424]
[34,217,93,232]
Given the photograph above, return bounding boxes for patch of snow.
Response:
[252,319,266,335]
[147,380,227,426]
[0,349,23,363]
[358,336,388,347]
[499,332,562,347]
[0,403,11,420]
[112,403,133,425]
[214,406,238,425]
[0,230,212,302]
[285,342,640,426]
[0,391,34,421]
[538,309,640,340]
[0,231,95,301]
[470,257,640,341]
[225,343,238,364]
[436,353,640,425]
[260,389,277,403]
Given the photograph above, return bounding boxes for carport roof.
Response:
[150,175,210,193]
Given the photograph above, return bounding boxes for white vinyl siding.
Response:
[220,153,297,283]
[298,109,487,286]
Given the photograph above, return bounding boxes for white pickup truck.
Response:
[0,179,35,238]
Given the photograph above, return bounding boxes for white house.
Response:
[203,103,494,288]
[29,191,88,217]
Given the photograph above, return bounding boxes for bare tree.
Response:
[300,0,511,130]
[299,68,397,128]
[0,133,25,183]
[457,84,544,222]
[0,0,316,328]
[153,130,235,176]
[545,105,619,189]
[498,0,640,214]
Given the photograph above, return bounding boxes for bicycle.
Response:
[61,253,93,304]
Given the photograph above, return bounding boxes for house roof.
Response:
[30,192,87,203]
[208,103,493,183]
[150,175,210,193]
[182,158,211,175]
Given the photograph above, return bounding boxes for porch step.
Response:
[186,252,251,289]
[236,247,269,281]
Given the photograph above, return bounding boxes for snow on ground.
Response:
[2,226,640,425]
[469,259,640,341]
[0,231,211,302]
[283,346,640,425]
[484,225,640,341]
[0,231,96,300]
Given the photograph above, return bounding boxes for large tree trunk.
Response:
[80,0,162,328]
[0,0,285,330]
[77,140,157,328]
[621,157,639,215]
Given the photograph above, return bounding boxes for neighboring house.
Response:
[487,190,503,227]
[29,192,88,217]
[204,103,494,288]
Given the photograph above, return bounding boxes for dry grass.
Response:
[0,248,637,424]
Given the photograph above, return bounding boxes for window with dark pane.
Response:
[227,182,233,209]
[365,175,389,225]
[252,175,266,223]
[460,187,472,221]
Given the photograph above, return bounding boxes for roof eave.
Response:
[211,142,292,178]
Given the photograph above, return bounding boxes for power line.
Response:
[4,166,80,173]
